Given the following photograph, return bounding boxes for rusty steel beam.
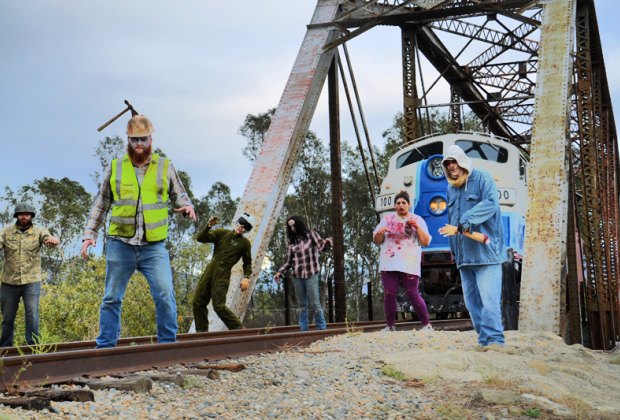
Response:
[402,25,419,141]
[323,0,536,50]
[570,0,620,349]
[413,24,519,140]
[574,1,608,350]
[449,84,462,132]
[469,60,537,83]
[519,0,575,334]
[469,60,537,77]
[429,17,538,53]
[470,61,536,96]
[333,0,535,27]
[207,0,341,331]
[565,166,583,344]
[332,0,540,144]
[466,10,541,69]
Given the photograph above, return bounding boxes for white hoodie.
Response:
[441,144,473,175]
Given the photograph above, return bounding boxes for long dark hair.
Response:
[285,215,310,244]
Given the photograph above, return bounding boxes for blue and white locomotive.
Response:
[375,132,529,328]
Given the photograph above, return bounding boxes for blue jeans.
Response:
[459,264,504,346]
[292,274,326,331]
[0,282,41,347]
[97,239,177,348]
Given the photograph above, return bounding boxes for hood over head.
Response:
[441,144,473,176]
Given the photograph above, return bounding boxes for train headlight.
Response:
[429,196,447,215]
[427,157,444,179]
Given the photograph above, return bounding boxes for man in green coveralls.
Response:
[192,213,254,331]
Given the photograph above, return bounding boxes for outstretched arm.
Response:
[438,224,490,245]
[275,244,293,283]
[168,163,197,222]
[83,166,113,245]
[196,217,219,243]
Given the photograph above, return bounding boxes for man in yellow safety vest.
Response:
[81,114,196,348]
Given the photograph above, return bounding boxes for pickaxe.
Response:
[97,100,139,132]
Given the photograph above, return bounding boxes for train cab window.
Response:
[396,142,443,169]
[456,140,508,163]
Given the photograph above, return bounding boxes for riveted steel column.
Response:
[329,53,347,322]
[401,25,418,142]
[571,0,620,349]
[450,85,462,133]
[519,0,575,333]
[207,0,341,330]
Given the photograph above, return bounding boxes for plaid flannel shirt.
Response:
[277,230,328,279]
[83,157,192,246]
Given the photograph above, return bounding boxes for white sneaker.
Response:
[381,326,396,332]
[419,324,433,332]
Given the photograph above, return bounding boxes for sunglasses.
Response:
[129,136,150,144]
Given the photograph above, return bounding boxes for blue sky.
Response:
[1,0,618,207]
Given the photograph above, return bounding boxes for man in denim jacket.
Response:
[438,145,506,349]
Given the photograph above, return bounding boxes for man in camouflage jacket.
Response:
[0,203,58,347]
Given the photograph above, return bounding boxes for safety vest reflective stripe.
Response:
[109,216,136,224]
[108,153,170,241]
[114,199,139,207]
[142,202,168,211]
[156,157,165,202]
[145,219,168,230]
[115,157,123,203]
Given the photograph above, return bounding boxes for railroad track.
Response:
[0,319,471,391]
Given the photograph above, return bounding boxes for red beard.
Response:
[127,143,152,165]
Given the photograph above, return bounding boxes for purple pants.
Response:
[381,271,430,327]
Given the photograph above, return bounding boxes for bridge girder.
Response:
[220,0,618,349]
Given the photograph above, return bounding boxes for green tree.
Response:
[90,136,126,252]
[238,108,276,162]
[341,145,380,320]
[91,136,125,186]
[0,177,91,282]
[204,182,238,224]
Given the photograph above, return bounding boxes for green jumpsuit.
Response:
[192,225,252,331]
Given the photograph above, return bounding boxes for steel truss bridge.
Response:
[216,0,618,350]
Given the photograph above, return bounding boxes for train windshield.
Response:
[456,140,508,163]
[396,141,443,169]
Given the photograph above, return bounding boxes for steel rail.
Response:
[2,320,400,357]
[0,319,471,391]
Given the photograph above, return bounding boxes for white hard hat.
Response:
[237,212,255,231]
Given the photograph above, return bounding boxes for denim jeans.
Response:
[0,281,41,347]
[97,239,177,348]
[292,274,326,331]
[459,264,504,346]
[381,271,430,327]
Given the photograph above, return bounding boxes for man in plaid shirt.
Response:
[81,114,196,348]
